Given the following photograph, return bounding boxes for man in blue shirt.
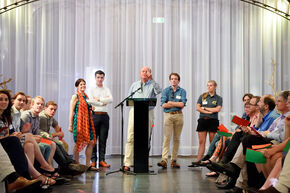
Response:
[123,66,162,171]
[255,95,280,132]
[157,73,187,168]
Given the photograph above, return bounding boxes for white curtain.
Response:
[0,0,289,156]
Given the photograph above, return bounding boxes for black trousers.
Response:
[91,113,110,162]
[242,134,270,188]
[221,131,246,164]
[53,141,74,168]
[0,136,30,179]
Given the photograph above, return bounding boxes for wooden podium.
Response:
[126,98,157,173]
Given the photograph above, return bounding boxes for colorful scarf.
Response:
[75,91,97,152]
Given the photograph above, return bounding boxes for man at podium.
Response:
[123,66,162,171]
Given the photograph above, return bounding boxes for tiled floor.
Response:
[50,156,225,193]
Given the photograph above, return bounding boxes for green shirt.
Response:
[197,93,223,119]
[39,111,58,133]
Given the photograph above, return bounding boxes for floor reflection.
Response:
[50,156,225,193]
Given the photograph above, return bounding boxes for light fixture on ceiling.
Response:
[240,0,290,21]
[0,0,39,15]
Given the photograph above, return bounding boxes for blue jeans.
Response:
[38,143,51,161]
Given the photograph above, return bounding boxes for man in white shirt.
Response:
[87,70,113,168]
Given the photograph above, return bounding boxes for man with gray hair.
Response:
[123,66,162,171]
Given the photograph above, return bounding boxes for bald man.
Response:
[123,66,162,171]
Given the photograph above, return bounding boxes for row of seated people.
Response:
[188,91,290,193]
[0,90,89,193]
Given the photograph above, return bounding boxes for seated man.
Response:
[39,101,68,151]
[39,101,86,175]
[21,96,56,167]
[209,92,288,192]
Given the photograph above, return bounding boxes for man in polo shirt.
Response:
[21,96,56,167]
[123,66,162,171]
[87,70,113,168]
[157,73,187,168]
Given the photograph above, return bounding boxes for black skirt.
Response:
[196,118,219,132]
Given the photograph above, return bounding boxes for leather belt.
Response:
[93,112,107,115]
[203,117,211,120]
[168,110,182,114]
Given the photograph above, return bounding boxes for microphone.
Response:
[140,82,143,92]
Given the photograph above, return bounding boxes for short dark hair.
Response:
[169,73,180,81]
[252,96,261,105]
[12,92,26,100]
[95,70,105,77]
[75,78,86,87]
[263,96,276,111]
[25,95,31,104]
[242,93,253,101]
[46,101,58,108]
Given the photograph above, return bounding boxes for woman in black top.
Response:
[194,80,223,163]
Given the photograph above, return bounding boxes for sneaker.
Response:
[157,160,167,168]
[90,161,96,167]
[171,160,180,168]
[99,161,110,168]
[123,166,130,171]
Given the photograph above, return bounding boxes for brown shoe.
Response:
[258,186,280,193]
[171,160,180,168]
[123,166,130,171]
[157,160,167,168]
[90,161,96,167]
[7,176,41,193]
[99,161,110,168]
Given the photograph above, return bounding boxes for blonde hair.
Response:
[202,80,217,100]
[31,96,45,105]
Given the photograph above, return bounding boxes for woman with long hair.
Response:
[0,90,56,186]
[69,78,98,171]
[193,80,223,164]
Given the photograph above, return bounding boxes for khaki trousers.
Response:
[124,108,154,167]
[161,113,184,162]
[232,144,248,189]
[275,152,290,193]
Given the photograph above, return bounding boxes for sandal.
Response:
[39,168,60,178]
[206,171,218,177]
[87,166,99,172]
[36,175,56,187]
[201,160,212,165]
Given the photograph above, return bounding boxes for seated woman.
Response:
[0,142,41,193]
[0,90,56,186]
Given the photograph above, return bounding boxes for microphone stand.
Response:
[106,87,142,175]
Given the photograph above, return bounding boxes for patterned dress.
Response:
[72,94,94,143]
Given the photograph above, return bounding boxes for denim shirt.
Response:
[161,86,187,113]
[256,110,280,132]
